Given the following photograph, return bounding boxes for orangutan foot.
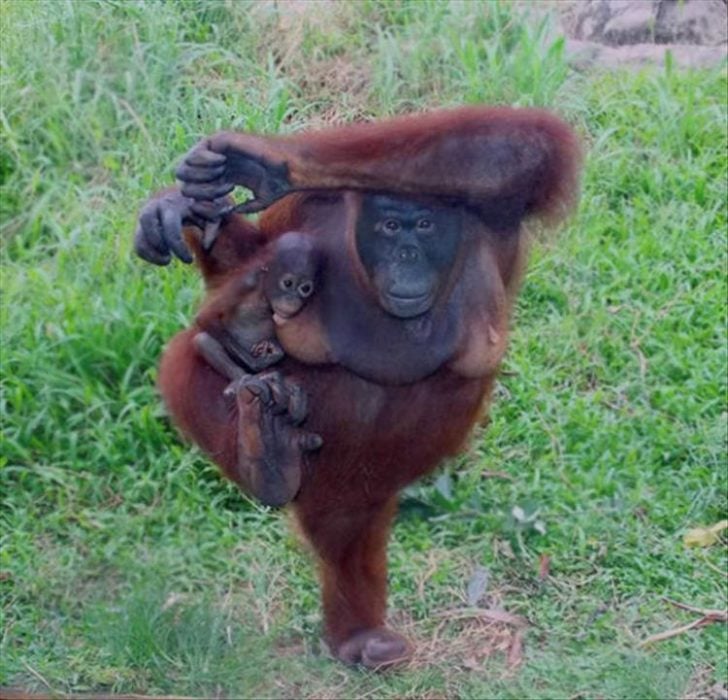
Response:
[335,628,412,669]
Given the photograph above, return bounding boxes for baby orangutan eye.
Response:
[279,273,296,291]
[297,280,314,298]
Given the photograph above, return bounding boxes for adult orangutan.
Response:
[134,107,581,668]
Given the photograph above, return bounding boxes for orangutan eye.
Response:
[382,219,401,235]
[279,274,296,291]
[417,218,433,231]
[297,280,314,298]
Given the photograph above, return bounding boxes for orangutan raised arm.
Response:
[176,106,580,228]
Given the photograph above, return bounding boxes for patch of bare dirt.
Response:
[407,608,526,674]
[252,0,373,124]
[681,665,728,700]
[388,580,529,677]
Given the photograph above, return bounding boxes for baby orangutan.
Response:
[193,231,325,506]
[193,231,322,379]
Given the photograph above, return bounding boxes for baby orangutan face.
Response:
[265,232,322,323]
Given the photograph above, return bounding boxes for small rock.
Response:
[565,0,728,47]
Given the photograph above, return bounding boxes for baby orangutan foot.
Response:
[336,628,413,670]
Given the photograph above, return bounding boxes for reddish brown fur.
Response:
[183,215,267,290]
[157,107,580,664]
[219,106,581,224]
[195,270,259,328]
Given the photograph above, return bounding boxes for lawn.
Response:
[1,1,726,698]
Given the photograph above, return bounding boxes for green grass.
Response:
[1,1,726,697]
